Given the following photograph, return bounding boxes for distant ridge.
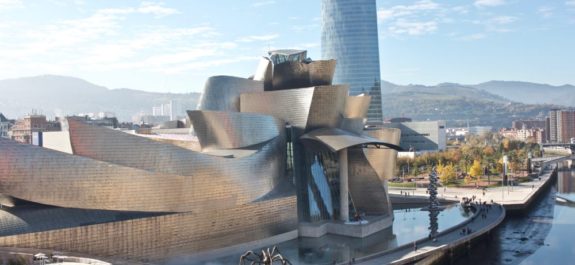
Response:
[0,75,200,121]
[381,81,563,128]
[0,75,570,128]
[470,80,575,107]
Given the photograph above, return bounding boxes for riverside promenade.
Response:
[352,158,565,265]
[390,162,559,211]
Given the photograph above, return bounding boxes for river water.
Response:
[456,161,575,265]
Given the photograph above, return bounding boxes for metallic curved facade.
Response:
[0,195,297,262]
[348,147,392,216]
[301,128,401,152]
[197,75,263,112]
[0,136,284,213]
[271,60,336,91]
[364,128,401,181]
[188,110,282,150]
[344,95,371,119]
[240,85,349,133]
[321,0,383,124]
[241,87,315,130]
[253,57,273,89]
[67,118,283,178]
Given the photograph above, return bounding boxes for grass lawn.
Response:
[388,181,417,188]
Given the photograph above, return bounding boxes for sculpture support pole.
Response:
[339,148,349,222]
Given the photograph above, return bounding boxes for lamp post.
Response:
[502,155,508,200]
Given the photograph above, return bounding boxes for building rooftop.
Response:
[268,49,308,65]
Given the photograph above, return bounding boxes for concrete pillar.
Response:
[339,148,349,222]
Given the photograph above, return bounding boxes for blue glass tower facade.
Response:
[321,0,383,124]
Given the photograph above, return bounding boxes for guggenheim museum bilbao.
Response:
[0,50,401,262]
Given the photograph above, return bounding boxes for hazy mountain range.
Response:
[0,75,200,122]
[0,75,572,128]
[380,81,563,128]
[471,81,575,107]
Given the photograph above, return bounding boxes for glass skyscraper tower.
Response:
[321,0,383,124]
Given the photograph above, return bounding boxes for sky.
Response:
[0,0,574,93]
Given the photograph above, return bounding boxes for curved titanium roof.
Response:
[270,60,336,91]
[363,128,402,181]
[197,75,263,112]
[300,128,402,152]
[240,85,349,133]
[0,118,287,213]
[188,110,282,150]
[344,95,371,119]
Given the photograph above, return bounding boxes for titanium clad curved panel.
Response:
[270,60,336,90]
[344,95,371,119]
[348,148,392,216]
[188,110,282,150]
[0,138,186,212]
[0,134,285,212]
[321,0,383,124]
[340,118,364,134]
[240,87,315,130]
[65,119,286,208]
[306,85,348,131]
[309,59,336,86]
[253,57,273,90]
[197,76,264,112]
[364,128,401,180]
[0,196,297,261]
[300,128,402,153]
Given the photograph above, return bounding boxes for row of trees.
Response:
[397,132,541,186]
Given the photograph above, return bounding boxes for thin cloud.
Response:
[388,19,438,36]
[459,33,486,41]
[378,1,447,37]
[237,34,279,43]
[474,0,505,7]
[138,1,180,17]
[378,0,440,22]
[252,0,275,8]
[537,7,554,18]
[470,15,518,33]
[99,1,180,18]
[0,0,233,78]
[0,0,22,10]
[489,16,518,24]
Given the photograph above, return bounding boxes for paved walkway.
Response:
[390,165,557,210]
[352,203,505,265]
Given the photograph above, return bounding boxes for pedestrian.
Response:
[414,241,417,251]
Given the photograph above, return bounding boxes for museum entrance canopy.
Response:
[300,128,403,153]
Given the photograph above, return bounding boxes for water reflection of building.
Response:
[0,49,401,262]
[558,161,575,193]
